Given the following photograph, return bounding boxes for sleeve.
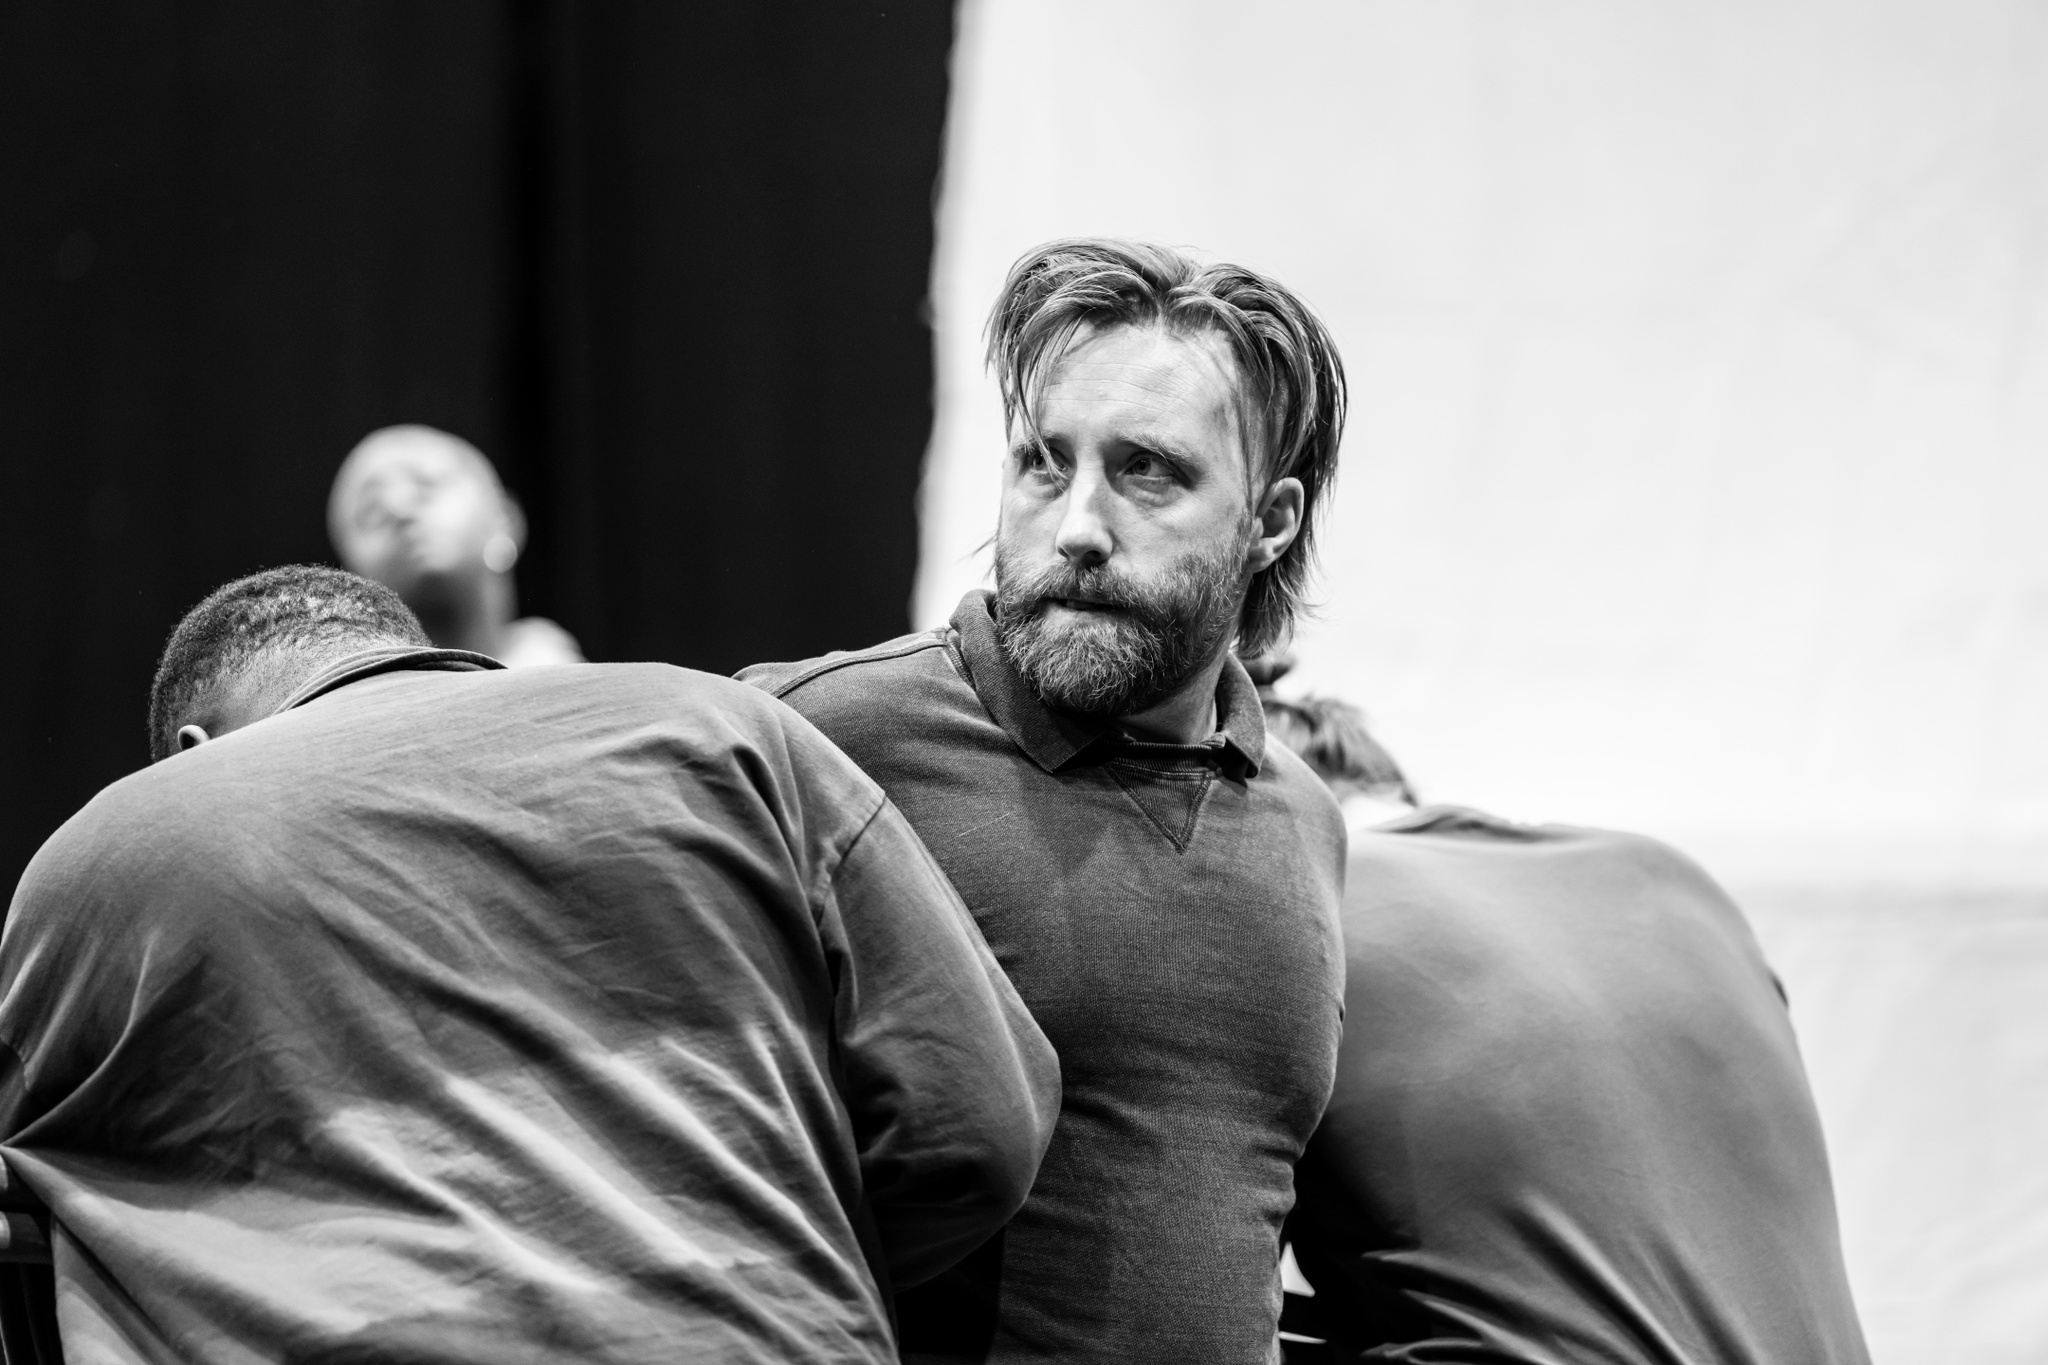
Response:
[0,837,108,1144]
[814,798,1060,1289]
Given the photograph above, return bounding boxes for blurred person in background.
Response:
[1261,685,1871,1365]
[744,238,1348,1364]
[0,565,1057,1364]
[329,424,583,667]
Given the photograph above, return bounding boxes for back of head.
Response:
[986,238,1347,657]
[149,565,429,761]
[1260,691,1416,805]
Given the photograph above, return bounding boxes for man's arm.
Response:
[816,798,1059,1289]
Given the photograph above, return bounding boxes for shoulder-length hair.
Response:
[985,238,1347,657]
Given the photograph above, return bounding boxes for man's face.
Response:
[993,322,1262,716]
[331,433,506,603]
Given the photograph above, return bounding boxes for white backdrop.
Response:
[914,3,2048,1360]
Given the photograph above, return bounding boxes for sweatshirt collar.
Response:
[278,645,505,714]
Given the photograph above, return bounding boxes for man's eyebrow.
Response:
[1113,429,1205,465]
[1008,425,1212,467]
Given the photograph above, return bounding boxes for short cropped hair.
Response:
[986,238,1348,657]
[1260,692,1415,805]
[149,565,428,762]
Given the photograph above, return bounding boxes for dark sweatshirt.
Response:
[1287,806,1870,1365]
[742,591,1347,1364]
[0,652,1058,1365]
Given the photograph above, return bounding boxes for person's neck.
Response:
[1114,646,1232,745]
[409,572,515,658]
[203,636,413,740]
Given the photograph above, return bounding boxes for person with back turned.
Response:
[0,565,1057,1364]
[1261,690,1872,1365]
[743,238,1350,1363]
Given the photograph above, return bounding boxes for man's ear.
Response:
[176,724,210,752]
[1248,477,1305,573]
[500,492,529,553]
[483,494,528,575]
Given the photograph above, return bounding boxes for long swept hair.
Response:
[985,238,1347,657]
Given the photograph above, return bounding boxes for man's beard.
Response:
[992,531,1249,718]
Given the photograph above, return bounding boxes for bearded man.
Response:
[741,238,1349,1364]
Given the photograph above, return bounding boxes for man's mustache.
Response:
[1003,562,1171,624]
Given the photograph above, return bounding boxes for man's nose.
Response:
[387,484,428,526]
[1054,468,1114,568]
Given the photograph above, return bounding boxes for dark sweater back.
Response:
[1289,807,1870,1365]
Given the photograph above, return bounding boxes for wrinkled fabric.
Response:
[1288,807,1870,1365]
[0,657,1058,1365]
[742,592,1347,1365]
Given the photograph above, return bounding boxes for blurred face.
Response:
[330,432,509,603]
[993,322,1276,716]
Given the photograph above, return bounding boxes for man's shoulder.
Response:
[1347,806,1756,966]
[738,631,1020,795]
[1360,806,1717,886]
[739,628,957,696]
[737,629,972,727]
[9,662,879,929]
[509,658,789,716]
[96,663,838,832]
[1258,735,1345,802]
[1254,739,1349,852]
[427,662,886,812]
[351,659,800,739]
[7,756,210,942]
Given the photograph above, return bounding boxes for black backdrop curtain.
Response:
[0,2,956,897]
